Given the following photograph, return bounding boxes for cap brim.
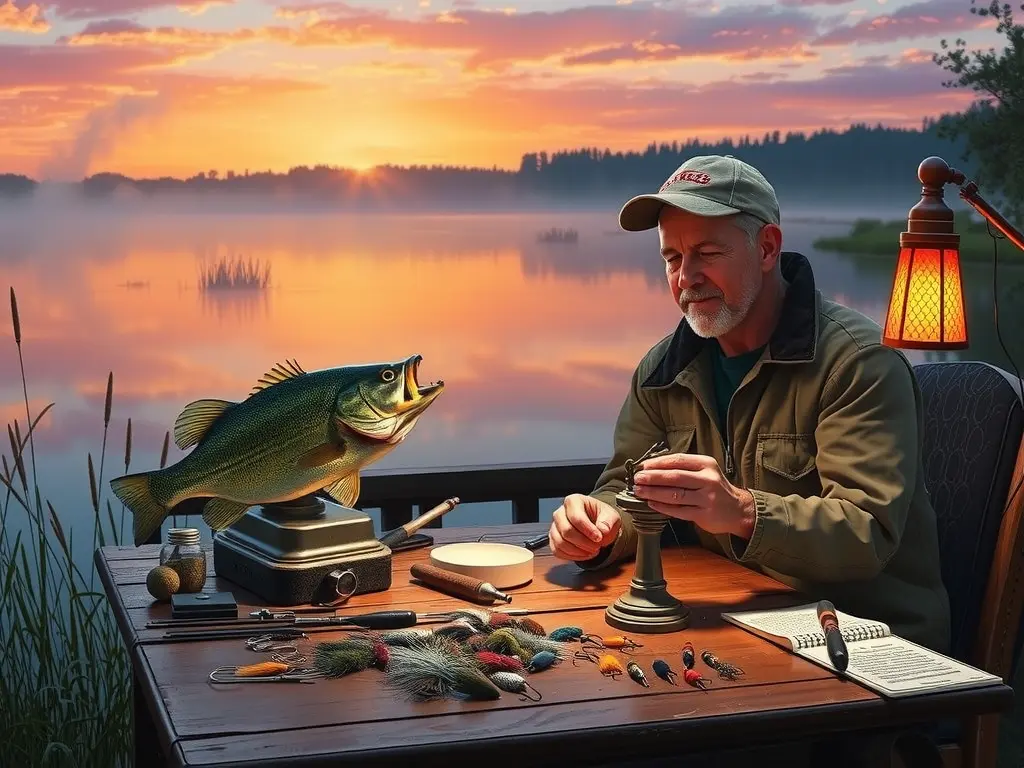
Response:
[618,192,741,232]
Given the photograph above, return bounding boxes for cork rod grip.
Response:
[410,562,486,600]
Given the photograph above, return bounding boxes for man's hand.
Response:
[633,453,756,539]
[549,493,621,561]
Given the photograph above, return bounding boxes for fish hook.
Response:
[579,634,604,648]
[572,649,599,666]
[518,681,543,702]
[208,665,323,684]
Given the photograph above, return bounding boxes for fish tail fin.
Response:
[110,472,168,546]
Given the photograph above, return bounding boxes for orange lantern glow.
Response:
[882,243,968,349]
[882,157,969,351]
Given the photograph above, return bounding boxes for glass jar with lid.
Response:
[159,527,207,593]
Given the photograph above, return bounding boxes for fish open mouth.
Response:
[404,355,444,403]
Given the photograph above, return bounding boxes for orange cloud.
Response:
[0,0,48,33]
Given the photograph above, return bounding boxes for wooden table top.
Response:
[96,522,1014,768]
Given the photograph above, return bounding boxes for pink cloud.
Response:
[401,55,976,137]
[284,1,821,70]
[41,0,227,20]
[814,0,992,46]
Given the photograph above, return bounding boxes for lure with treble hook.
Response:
[209,661,323,684]
[682,668,712,691]
[626,660,649,688]
[682,641,695,670]
[581,634,643,653]
[489,672,543,701]
[701,649,745,680]
[652,659,677,685]
[598,654,624,679]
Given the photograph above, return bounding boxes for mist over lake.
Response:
[1,198,1018,571]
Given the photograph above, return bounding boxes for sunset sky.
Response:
[0,0,1003,180]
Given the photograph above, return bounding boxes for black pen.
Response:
[816,600,849,672]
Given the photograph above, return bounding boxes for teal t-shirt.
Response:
[709,341,765,430]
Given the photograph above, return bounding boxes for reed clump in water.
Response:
[0,287,166,766]
[197,255,271,291]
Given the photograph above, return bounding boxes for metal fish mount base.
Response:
[212,496,394,606]
[110,354,444,546]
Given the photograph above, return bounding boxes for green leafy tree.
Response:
[934,0,1024,220]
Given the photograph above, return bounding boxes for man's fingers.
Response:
[593,505,620,538]
[633,484,707,508]
[565,497,603,543]
[640,453,715,471]
[634,468,705,489]
[550,527,596,561]
[556,514,601,553]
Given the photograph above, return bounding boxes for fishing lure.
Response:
[209,662,322,684]
[475,650,525,674]
[526,650,560,672]
[433,619,480,642]
[484,628,531,663]
[515,617,548,636]
[501,627,567,657]
[681,641,695,670]
[385,642,500,701]
[489,671,543,702]
[379,629,432,646]
[652,659,677,685]
[626,660,649,688]
[682,668,712,691]
[313,637,378,678]
[701,649,745,680]
[599,654,624,679]
[548,626,584,642]
[581,634,642,652]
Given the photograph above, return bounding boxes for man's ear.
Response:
[759,224,783,272]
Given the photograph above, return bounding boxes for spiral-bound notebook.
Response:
[722,602,1001,698]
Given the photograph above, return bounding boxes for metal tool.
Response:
[410,562,512,604]
[522,533,549,551]
[378,497,460,550]
[156,609,458,639]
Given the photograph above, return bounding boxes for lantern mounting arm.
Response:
[926,157,1024,255]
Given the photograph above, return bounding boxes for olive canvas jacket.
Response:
[581,251,952,654]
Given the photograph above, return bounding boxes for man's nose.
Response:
[675,255,702,290]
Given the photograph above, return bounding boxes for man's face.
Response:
[658,207,763,338]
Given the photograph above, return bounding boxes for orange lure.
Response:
[598,654,625,679]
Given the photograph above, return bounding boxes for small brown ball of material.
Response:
[147,565,180,602]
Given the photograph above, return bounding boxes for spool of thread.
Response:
[410,562,512,604]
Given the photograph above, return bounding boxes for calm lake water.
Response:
[1,204,1019,571]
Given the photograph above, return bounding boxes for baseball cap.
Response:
[618,155,780,232]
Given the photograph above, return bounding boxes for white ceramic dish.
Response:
[428,542,534,588]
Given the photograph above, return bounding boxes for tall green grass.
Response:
[0,287,154,767]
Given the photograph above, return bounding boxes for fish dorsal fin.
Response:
[322,472,360,508]
[173,398,235,450]
[250,359,307,395]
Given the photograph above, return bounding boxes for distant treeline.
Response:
[0,118,971,205]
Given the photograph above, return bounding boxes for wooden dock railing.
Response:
[358,458,608,530]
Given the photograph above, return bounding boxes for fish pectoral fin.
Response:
[295,441,347,470]
[173,399,236,450]
[250,359,307,396]
[322,473,360,508]
[202,498,252,531]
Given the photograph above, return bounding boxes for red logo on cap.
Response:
[660,170,711,191]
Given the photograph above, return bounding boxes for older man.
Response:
[547,154,951,655]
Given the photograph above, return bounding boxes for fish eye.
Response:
[381,369,396,382]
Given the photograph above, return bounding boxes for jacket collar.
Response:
[642,250,819,389]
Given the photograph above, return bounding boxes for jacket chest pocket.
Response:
[755,434,819,497]
[666,425,696,454]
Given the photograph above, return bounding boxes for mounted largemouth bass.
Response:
[110,355,444,545]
